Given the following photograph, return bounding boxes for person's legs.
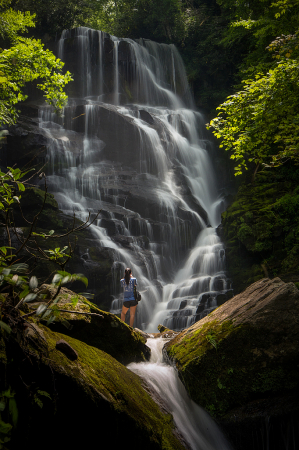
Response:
[121,305,129,322]
[129,305,137,327]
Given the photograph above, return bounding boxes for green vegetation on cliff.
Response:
[221,165,299,293]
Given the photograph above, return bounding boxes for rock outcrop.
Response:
[29,286,151,365]
[1,322,187,450]
[164,277,299,448]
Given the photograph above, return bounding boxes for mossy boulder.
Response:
[221,166,299,293]
[29,285,150,365]
[164,278,299,419]
[1,322,187,450]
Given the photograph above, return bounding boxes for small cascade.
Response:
[38,27,232,332]
[128,338,232,450]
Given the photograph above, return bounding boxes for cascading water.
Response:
[128,338,232,450]
[38,26,232,332]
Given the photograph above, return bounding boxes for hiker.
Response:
[120,267,138,327]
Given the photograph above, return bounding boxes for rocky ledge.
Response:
[29,285,151,365]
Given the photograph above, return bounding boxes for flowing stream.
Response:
[39,27,232,332]
[128,338,232,450]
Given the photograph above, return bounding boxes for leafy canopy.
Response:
[0,0,72,125]
[208,0,299,175]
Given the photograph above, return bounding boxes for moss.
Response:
[42,294,150,365]
[1,320,185,450]
[222,165,299,293]
[34,324,185,450]
[166,320,299,418]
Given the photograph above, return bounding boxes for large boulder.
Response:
[164,278,299,422]
[29,285,151,365]
[1,322,187,450]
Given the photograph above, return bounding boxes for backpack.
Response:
[134,282,142,302]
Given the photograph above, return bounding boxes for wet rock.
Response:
[56,339,78,360]
[157,324,170,333]
[196,304,205,314]
[134,328,151,340]
[139,110,155,125]
[165,278,299,422]
[179,300,187,310]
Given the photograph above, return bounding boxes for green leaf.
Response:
[8,398,18,427]
[0,419,12,434]
[23,293,37,303]
[61,319,73,330]
[35,304,47,316]
[36,390,51,400]
[0,321,11,334]
[10,263,28,273]
[29,276,38,290]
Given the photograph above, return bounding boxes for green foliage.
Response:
[221,164,299,292]
[11,0,102,36]
[0,166,94,336]
[209,46,299,174]
[0,1,72,125]
[87,0,185,43]
[33,390,51,409]
[0,387,17,448]
[206,333,218,350]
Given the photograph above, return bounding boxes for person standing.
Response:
[120,267,138,327]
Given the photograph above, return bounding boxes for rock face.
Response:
[221,168,299,294]
[164,278,299,429]
[1,323,187,450]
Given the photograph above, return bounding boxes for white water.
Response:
[39,27,231,332]
[128,338,232,450]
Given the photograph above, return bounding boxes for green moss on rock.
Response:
[1,322,186,450]
[31,286,151,365]
[164,278,299,418]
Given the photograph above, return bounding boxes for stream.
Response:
[128,338,232,450]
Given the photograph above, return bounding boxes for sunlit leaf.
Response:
[52,274,62,284]
[35,304,47,316]
[29,276,38,290]
[23,293,37,303]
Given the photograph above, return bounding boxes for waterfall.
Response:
[128,338,232,450]
[38,26,232,332]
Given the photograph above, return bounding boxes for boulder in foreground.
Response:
[164,278,299,418]
[1,322,187,450]
[30,285,150,365]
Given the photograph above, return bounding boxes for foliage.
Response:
[93,0,184,42]
[0,1,72,126]
[10,0,101,36]
[0,387,17,448]
[209,56,299,174]
[0,166,97,325]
